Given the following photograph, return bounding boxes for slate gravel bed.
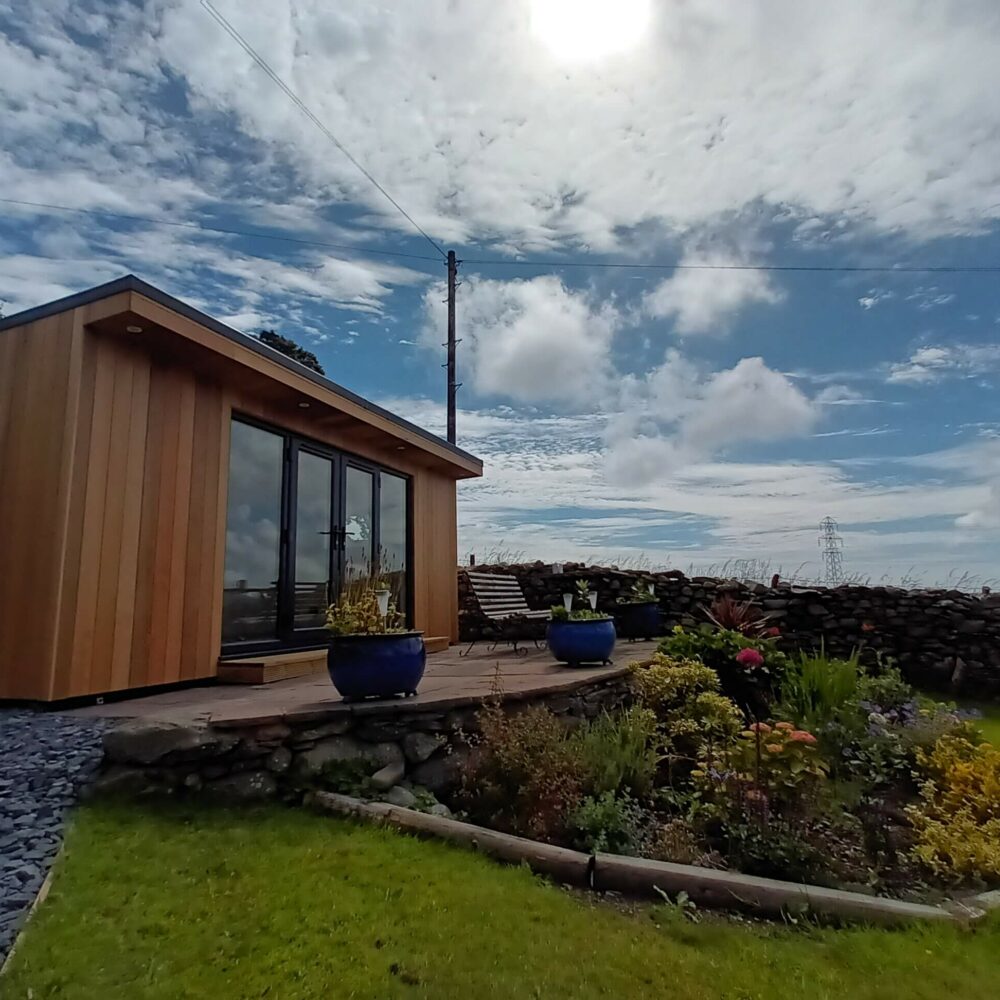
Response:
[0,709,108,961]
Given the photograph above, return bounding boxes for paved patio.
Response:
[69,640,659,729]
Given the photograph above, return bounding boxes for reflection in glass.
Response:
[344,466,374,585]
[379,472,408,619]
[222,421,284,643]
[294,451,333,629]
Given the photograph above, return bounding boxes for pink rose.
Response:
[789,731,818,744]
[735,648,764,669]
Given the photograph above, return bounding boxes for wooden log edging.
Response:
[310,791,990,926]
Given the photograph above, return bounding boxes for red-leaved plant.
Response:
[701,595,774,638]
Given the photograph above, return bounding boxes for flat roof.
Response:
[0,274,481,469]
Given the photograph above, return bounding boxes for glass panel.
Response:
[222,421,284,643]
[379,472,408,620]
[293,451,333,630]
[344,466,374,587]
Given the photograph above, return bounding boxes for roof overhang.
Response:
[0,275,483,480]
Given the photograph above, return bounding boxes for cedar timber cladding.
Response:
[0,276,481,701]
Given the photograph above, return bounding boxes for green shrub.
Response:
[775,645,861,731]
[572,706,659,798]
[712,816,831,884]
[631,654,743,774]
[908,734,1000,880]
[568,791,645,855]
[659,625,787,716]
[694,722,828,817]
[462,703,584,841]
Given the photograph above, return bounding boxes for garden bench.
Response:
[462,571,550,656]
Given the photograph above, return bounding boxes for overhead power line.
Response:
[6,197,998,277]
[200,0,447,261]
[461,256,1000,274]
[0,198,442,264]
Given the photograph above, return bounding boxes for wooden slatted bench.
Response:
[462,571,550,655]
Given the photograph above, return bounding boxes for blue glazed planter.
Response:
[327,632,426,700]
[546,618,616,667]
[616,601,661,640]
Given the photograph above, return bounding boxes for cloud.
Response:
[906,287,958,311]
[815,385,887,407]
[604,354,820,485]
[956,482,1000,529]
[152,1,1000,248]
[887,343,1000,384]
[421,275,620,406]
[387,397,1000,584]
[858,289,894,310]
[642,246,783,335]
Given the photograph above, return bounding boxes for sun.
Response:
[530,0,651,62]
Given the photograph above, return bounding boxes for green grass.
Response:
[4,801,1000,1000]
[966,700,1000,746]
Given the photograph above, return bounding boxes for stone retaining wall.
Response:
[460,563,1000,696]
[95,673,635,804]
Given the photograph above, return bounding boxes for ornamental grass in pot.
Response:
[325,581,425,701]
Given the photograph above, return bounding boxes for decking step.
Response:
[219,637,451,683]
[218,649,327,685]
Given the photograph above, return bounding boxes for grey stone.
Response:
[251,723,292,744]
[0,708,108,964]
[207,771,278,801]
[265,747,293,774]
[355,720,411,742]
[294,719,354,742]
[428,803,453,819]
[293,736,404,779]
[401,732,446,764]
[411,749,468,796]
[86,765,154,798]
[370,759,406,790]
[103,720,238,765]
[380,785,417,808]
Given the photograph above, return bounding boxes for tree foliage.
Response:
[257,329,325,374]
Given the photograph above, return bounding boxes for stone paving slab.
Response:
[68,641,657,729]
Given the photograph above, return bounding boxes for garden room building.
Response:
[0,275,482,702]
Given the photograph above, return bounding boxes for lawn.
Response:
[967,699,1000,746]
[3,801,999,1000]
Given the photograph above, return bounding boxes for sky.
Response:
[2,0,1000,587]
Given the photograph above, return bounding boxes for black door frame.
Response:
[221,414,412,658]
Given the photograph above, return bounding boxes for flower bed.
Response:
[457,608,1000,905]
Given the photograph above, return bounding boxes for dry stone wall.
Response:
[460,562,1000,696]
[95,673,634,803]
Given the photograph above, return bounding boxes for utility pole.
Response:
[445,250,460,444]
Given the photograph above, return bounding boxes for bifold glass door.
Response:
[291,448,336,632]
[221,417,411,652]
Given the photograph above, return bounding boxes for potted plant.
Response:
[546,580,616,666]
[324,582,425,700]
[615,579,661,640]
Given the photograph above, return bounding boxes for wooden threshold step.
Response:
[220,637,451,684]
[218,649,327,685]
